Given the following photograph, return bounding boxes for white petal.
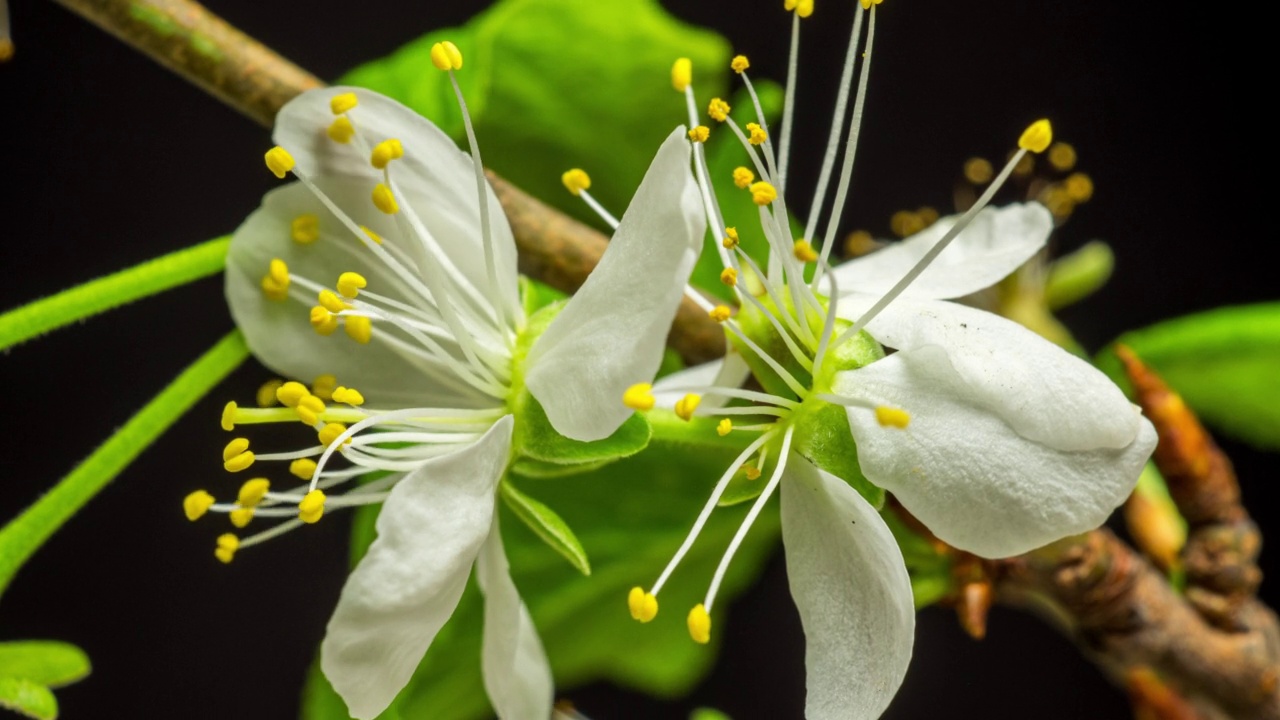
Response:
[780,459,915,720]
[836,348,1157,557]
[524,127,706,441]
[651,350,752,410]
[828,203,1052,300]
[475,514,554,720]
[838,294,1138,451]
[275,87,519,314]
[320,416,513,720]
[225,180,493,409]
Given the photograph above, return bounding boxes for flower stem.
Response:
[0,236,229,352]
[0,330,248,596]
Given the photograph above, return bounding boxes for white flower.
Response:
[617,4,1156,718]
[186,47,704,719]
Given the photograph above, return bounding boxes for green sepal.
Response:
[1096,302,1280,450]
[0,642,90,688]
[1044,240,1114,311]
[514,392,652,466]
[518,276,567,318]
[792,401,884,509]
[499,480,591,576]
[0,677,57,720]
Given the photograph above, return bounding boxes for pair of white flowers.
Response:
[206,13,1155,720]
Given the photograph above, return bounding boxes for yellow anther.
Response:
[317,289,349,314]
[844,229,877,257]
[358,225,384,245]
[311,374,338,401]
[860,0,884,8]
[214,534,240,564]
[336,272,367,299]
[370,138,405,170]
[561,168,591,196]
[333,387,365,406]
[722,227,740,249]
[708,98,731,123]
[732,167,754,189]
[261,274,289,302]
[1018,118,1053,154]
[719,267,738,287]
[745,122,768,145]
[716,418,733,436]
[1048,142,1077,171]
[237,478,271,507]
[290,458,318,480]
[222,438,250,463]
[310,306,339,336]
[183,490,215,521]
[268,258,289,287]
[688,125,711,143]
[318,423,349,448]
[793,240,818,263]
[221,401,237,432]
[709,305,732,323]
[675,394,702,421]
[330,92,358,115]
[298,490,327,524]
[345,315,373,344]
[963,157,994,185]
[296,394,326,425]
[917,206,940,226]
[687,604,712,644]
[0,40,12,63]
[731,55,750,74]
[430,41,463,71]
[328,116,356,144]
[223,451,255,473]
[291,214,320,244]
[265,146,296,179]
[671,57,692,92]
[785,0,815,17]
[1064,172,1094,202]
[271,383,305,410]
[890,210,926,238]
[749,181,777,206]
[742,465,762,481]
[622,383,655,412]
[628,587,659,623]
[875,406,911,429]
[229,508,255,529]
[372,183,399,214]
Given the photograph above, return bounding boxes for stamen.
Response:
[214,534,239,564]
[264,146,296,179]
[875,406,911,429]
[184,491,215,521]
[311,375,338,402]
[330,92,359,114]
[733,167,754,189]
[256,379,283,408]
[221,402,238,432]
[709,305,732,323]
[776,8,804,188]
[708,98,731,122]
[675,394,701,421]
[291,214,320,244]
[370,138,404,170]
[371,183,399,214]
[344,315,373,344]
[429,41,463,71]
[563,168,621,229]
[671,57,692,91]
[687,604,712,644]
[298,490,326,524]
[793,240,817,263]
[716,419,733,436]
[328,117,356,144]
[719,268,738,287]
[238,478,270,507]
[703,426,795,612]
[623,383,656,411]
[628,587,659,623]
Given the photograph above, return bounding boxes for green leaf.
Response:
[500,480,591,576]
[303,433,779,720]
[0,236,228,352]
[0,642,90,688]
[880,510,953,609]
[1044,240,1113,311]
[0,331,249,596]
[0,677,57,720]
[514,392,652,466]
[1097,302,1280,449]
[339,0,731,231]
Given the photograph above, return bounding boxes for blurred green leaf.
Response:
[0,677,57,720]
[500,480,591,576]
[880,510,953,609]
[340,0,731,231]
[1097,302,1280,450]
[303,433,778,720]
[0,642,89,688]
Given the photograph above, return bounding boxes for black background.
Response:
[0,1,1273,718]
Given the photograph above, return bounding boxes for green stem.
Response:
[0,330,249,596]
[0,236,229,351]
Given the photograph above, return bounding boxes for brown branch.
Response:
[51,0,722,365]
[49,0,1278,714]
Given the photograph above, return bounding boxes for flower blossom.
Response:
[587,4,1158,718]
[182,41,705,720]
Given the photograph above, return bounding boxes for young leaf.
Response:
[1097,302,1280,449]
[0,642,90,688]
[499,481,591,576]
[0,677,57,720]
